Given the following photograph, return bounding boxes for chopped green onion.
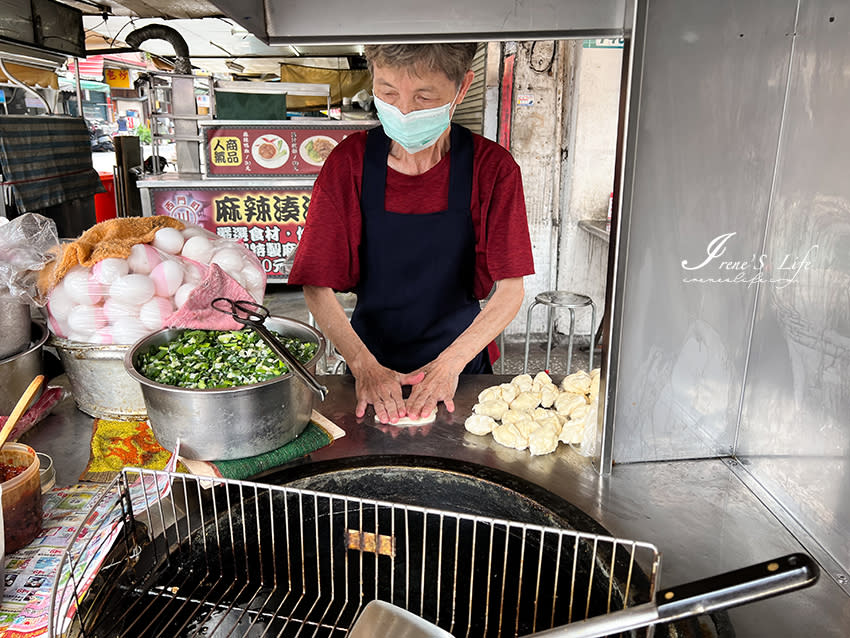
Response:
[137,329,318,389]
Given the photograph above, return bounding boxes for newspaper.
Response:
[0,465,176,637]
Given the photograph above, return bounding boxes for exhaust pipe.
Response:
[125,24,192,74]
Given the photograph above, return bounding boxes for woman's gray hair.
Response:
[364,43,478,87]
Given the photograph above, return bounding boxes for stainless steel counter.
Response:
[23,374,850,637]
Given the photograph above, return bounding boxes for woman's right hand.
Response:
[350,348,424,423]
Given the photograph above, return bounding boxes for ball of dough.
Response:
[465,414,497,436]
[554,392,588,417]
[477,386,502,403]
[511,391,541,412]
[499,382,518,404]
[473,398,509,421]
[531,370,553,392]
[540,384,559,408]
[529,428,559,456]
[533,413,562,436]
[511,373,533,393]
[559,421,584,445]
[492,423,528,450]
[501,409,534,428]
[561,370,592,394]
[589,374,600,398]
[570,405,591,424]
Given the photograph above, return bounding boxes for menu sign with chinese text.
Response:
[150,186,312,281]
[202,121,376,177]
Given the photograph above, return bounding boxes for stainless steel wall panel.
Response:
[210,0,627,45]
[610,0,797,463]
[738,0,850,580]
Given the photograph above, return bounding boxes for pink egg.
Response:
[182,262,205,285]
[68,304,108,334]
[63,266,102,305]
[210,247,245,274]
[149,260,184,298]
[127,243,163,275]
[103,297,141,323]
[47,314,69,338]
[111,318,150,345]
[241,265,265,291]
[174,282,197,308]
[139,297,175,331]
[92,257,130,285]
[181,225,209,240]
[91,329,114,345]
[109,274,156,306]
[152,227,185,255]
[47,281,74,321]
[180,236,214,264]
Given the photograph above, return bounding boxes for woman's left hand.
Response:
[404,356,463,420]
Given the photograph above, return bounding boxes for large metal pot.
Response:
[0,299,32,360]
[49,338,147,420]
[0,322,46,415]
[124,316,326,460]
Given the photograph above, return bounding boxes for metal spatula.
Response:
[349,553,818,638]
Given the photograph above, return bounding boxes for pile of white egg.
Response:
[46,224,266,344]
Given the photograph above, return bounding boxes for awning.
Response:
[0,62,59,89]
[278,64,370,109]
[58,77,111,93]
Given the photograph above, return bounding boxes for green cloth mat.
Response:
[210,422,333,480]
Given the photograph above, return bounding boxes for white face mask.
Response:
[373,88,461,154]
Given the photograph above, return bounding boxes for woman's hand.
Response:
[404,354,465,420]
[350,347,424,423]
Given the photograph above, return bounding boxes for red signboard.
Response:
[202,122,375,177]
[150,186,312,281]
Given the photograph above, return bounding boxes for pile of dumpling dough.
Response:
[464,369,600,456]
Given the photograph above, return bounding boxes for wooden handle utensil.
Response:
[0,375,45,448]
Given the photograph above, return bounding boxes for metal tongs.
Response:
[211,297,328,400]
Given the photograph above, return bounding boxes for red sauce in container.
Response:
[0,462,26,483]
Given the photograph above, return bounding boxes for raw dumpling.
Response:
[528,427,559,456]
[540,383,559,408]
[492,423,528,450]
[510,391,541,412]
[511,373,534,393]
[554,392,587,417]
[531,371,553,392]
[473,398,509,420]
[477,386,502,403]
[465,414,497,436]
[590,367,600,380]
[499,382,518,404]
[561,370,592,394]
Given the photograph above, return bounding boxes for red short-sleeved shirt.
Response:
[288,129,534,299]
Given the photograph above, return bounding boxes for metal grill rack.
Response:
[50,469,660,638]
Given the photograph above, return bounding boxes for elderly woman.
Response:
[289,43,534,424]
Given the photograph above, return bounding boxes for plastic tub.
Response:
[0,443,43,552]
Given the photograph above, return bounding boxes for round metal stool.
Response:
[523,291,596,373]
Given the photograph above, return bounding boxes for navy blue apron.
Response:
[350,124,491,374]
